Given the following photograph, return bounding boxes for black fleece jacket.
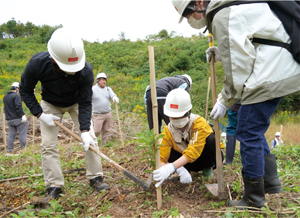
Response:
[3,91,25,120]
[19,51,94,131]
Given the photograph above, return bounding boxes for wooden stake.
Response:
[209,33,226,200]
[1,107,7,153]
[115,103,124,147]
[205,77,211,121]
[148,45,162,209]
[279,125,283,146]
[32,116,35,167]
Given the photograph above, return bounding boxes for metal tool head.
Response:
[205,183,218,197]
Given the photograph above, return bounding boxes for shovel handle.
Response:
[53,120,151,190]
[209,34,226,200]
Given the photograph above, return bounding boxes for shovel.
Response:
[54,120,152,190]
[205,34,226,199]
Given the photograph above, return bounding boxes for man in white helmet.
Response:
[270,132,283,149]
[153,88,219,187]
[92,72,119,146]
[171,0,300,209]
[19,27,109,201]
[3,82,28,152]
[144,74,192,133]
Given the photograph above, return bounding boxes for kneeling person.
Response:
[153,88,218,187]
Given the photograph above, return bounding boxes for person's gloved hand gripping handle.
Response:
[81,131,95,151]
[210,101,227,120]
[38,112,60,126]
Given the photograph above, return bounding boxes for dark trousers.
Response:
[146,97,170,133]
[237,97,282,179]
[168,133,222,172]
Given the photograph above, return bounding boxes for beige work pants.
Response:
[92,112,111,147]
[40,100,103,188]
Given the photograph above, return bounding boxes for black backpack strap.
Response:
[252,38,292,53]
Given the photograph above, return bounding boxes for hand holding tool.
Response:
[38,113,60,126]
[81,132,95,151]
[210,100,227,120]
[206,46,221,63]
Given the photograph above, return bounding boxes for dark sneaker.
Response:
[90,176,110,192]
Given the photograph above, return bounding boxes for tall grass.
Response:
[266,111,300,145]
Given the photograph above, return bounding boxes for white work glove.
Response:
[21,115,27,123]
[210,101,227,120]
[38,113,60,126]
[113,96,119,103]
[206,46,221,63]
[153,163,175,188]
[177,167,192,184]
[81,132,95,151]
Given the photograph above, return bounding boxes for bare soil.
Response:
[0,117,298,217]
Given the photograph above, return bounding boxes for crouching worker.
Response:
[153,88,219,187]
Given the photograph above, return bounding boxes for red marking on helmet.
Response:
[175,6,178,12]
[170,104,178,109]
[68,57,78,62]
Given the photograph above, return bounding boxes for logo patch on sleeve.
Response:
[68,57,78,62]
[170,104,178,109]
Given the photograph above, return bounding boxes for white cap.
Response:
[221,132,226,137]
[275,132,281,136]
[97,72,107,79]
[164,88,192,118]
[11,82,19,87]
[48,27,85,73]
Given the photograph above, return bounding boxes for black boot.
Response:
[264,154,283,194]
[227,176,266,210]
[90,176,110,192]
[224,135,236,165]
[41,187,63,203]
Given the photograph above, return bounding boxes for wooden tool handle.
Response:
[54,120,150,190]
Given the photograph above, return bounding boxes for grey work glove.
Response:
[177,166,192,184]
[38,113,60,126]
[206,46,221,63]
[153,163,175,188]
[210,101,227,120]
[81,132,95,151]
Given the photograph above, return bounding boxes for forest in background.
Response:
[1,18,300,116]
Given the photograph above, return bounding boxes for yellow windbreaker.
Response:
[159,114,213,163]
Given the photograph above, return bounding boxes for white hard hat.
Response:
[47,27,85,73]
[11,82,19,87]
[275,132,281,136]
[183,74,192,86]
[97,72,107,79]
[221,132,226,137]
[164,88,192,118]
[172,0,191,23]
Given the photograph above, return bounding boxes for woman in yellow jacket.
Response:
[153,88,220,187]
